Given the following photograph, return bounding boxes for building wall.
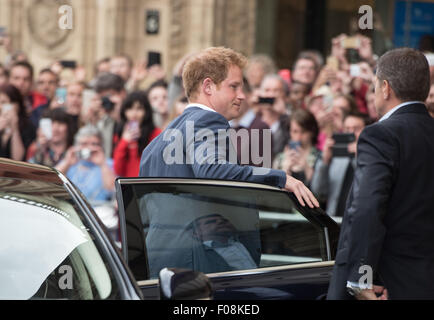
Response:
[0,0,256,81]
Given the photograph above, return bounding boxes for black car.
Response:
[0,159,209,300]
[116,177,341,300]
[0,158,339,300]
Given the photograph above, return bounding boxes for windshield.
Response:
[0,177,120,300]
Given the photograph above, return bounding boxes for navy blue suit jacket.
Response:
[139,106,286,188]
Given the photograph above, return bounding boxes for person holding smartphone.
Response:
[112,91,161,177]
[27,108,74,167]
[310,112,367,217]
[273,109,320,187]
[0,84,36,161]
[256,73,290,159]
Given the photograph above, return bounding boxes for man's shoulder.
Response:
[368,105,432,137]
[170,107,229,130]
[361,120,394,138]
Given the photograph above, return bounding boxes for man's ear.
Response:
[202,78,213,96]
[382,80,391,100]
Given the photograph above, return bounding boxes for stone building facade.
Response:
[0,0,420,82]
[0,0,256,80]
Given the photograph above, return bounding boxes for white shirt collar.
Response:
[229,109,255,128]
[379,101,425,122]
[185,103,217,113]
[270,121,280,133]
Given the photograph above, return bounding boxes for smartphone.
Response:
[129,121,139,130]
[350,64,361,77]
[258,97,275,105]
[288,141,301,150]
[332,133,356,157]
[323,94,334,111]
[2,103,13,113]
[101,96,115,111]
[341,36,360,49]
[82,89,96,114]
[60,60,77,69]
[39,118,52,140]
[147,51,161,68]
[326,56,339,71]
[55,87,67,105]
[346,48,361,64]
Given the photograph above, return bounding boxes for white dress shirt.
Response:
[203,238,257,270]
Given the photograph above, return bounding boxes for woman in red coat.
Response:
[113,91,161,177]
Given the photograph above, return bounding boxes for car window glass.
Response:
[0,178,120,300]
[119,183,327,280]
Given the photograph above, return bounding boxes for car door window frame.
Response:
[115,178,340,283]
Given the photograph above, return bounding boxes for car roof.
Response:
[0,158,62,185]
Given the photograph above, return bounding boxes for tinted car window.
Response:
[0,177,120,300]
[118,182,328,280]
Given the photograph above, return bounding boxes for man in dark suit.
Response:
[327,48,434,300]
[139,47,319,208]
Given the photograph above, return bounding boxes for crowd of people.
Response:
[0,46,187,207]
[0,32,433,217]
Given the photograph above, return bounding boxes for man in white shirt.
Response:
[139,47,319,208]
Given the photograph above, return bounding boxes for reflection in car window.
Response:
[121,184,327,280]
[0,178,120,300]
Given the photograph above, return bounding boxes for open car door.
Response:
[116,178,340,300]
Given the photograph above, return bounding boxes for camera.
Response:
[77,148,92,160]
[258,97,275,105]
[332,133,356,157]
[101,96,115,112]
